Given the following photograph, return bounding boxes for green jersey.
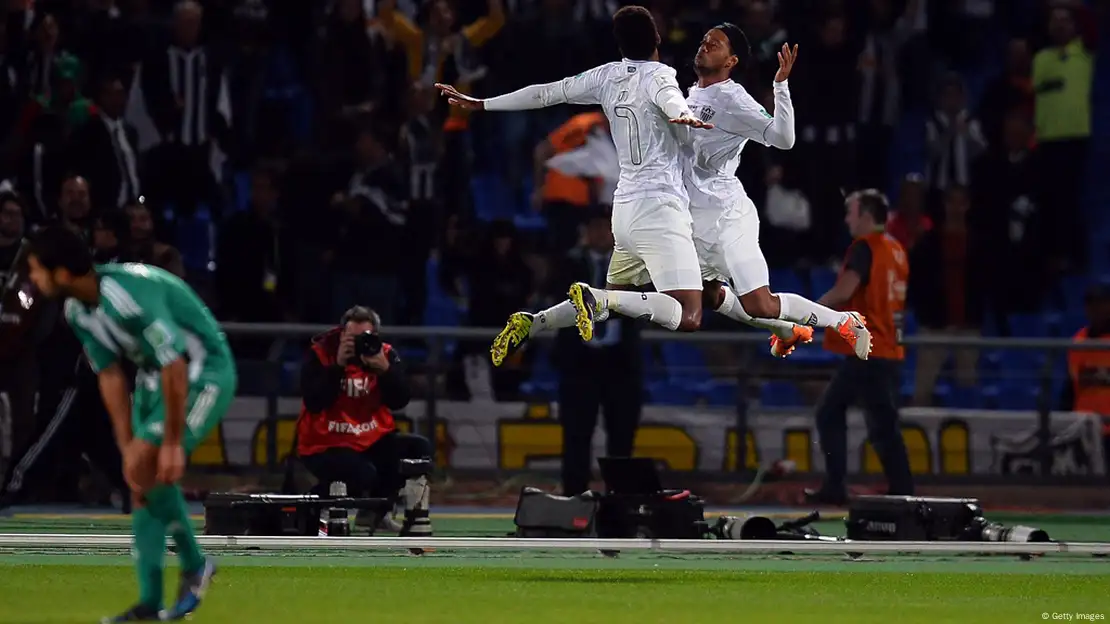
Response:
[64,263,233,381]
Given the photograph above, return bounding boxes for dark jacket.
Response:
[549,245,642,375]
[907,226,986,330]
[299,327,410,414]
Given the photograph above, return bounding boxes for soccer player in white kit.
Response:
[683,24,872,359]
[437,6,722,362]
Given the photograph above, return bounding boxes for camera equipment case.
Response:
[204,493,390,536]
[845,495,983,540]
[511,457,709,539]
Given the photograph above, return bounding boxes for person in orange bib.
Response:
[1062,284,1110,456]
[806,189,915,505]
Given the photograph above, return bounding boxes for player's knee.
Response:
[701,282,723,311]
[676,303,702,332]
[740,289,778,319]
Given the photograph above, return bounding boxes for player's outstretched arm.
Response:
[765,43,798,149]
[436,64,609,112]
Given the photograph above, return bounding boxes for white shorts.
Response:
[606,197,702,292]
[693,195,769,296]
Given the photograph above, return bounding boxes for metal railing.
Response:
[222,323,1110,478]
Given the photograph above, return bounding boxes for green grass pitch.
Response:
[0,512,1107,623]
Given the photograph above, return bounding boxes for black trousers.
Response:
[558,365,643,496]
[299,432,433,499]
[0,352,39,473]
[814,357,914,495]
[1,358,125,508]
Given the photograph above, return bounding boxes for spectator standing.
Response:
[326,124,408,324]
[133,0,231,218]
[398,85,444,323]
[67,75,142,213]
[315,0,389,148]
[24,12,63,99]
[972,110,1048,323]
[446,220,533,401]
[496,0,591,189]
[855,0,923,190]
[978,37,1034,146]
[1031,6,1092,270]
[907,185,983,406]
[924,74,987,205]
[375,0,504,216]
[791,13,859,261]
[885,173,932,252]
[216,165,291,327]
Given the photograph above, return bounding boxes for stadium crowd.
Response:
[0,0,1105,408]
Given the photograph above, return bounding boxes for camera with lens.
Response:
[353,331,383,361]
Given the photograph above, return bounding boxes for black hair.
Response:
[613,5,659,61]
[714,23,751,73]
[341,305,381,331]
[28,225,94,275]
[847,188,889,223]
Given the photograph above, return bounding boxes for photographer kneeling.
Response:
[296,306,432,536]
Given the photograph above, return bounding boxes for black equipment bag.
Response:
[513,487,599,538]
[596,490,708,539]
[846,495,983,541]
[204,492,391,536]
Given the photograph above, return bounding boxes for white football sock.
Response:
[716,286,796,339]
[776,292,848,329]
[598,288,682,331]
[529,300,578,336]
[530,300,610,337]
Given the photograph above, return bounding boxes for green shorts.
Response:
[132,367,237,454]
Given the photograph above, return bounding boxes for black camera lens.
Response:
[353,331,382,358]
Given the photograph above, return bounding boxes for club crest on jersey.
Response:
[698,106,715,123]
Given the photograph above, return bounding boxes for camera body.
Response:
[352,330,383,362]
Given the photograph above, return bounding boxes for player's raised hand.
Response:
[775,43,799,82]
[669,114,714,129]
[434,83,484,110]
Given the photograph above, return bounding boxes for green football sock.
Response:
[132,506,166,610]
[146,485,206,575]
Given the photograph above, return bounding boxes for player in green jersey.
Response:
[26,226,237,622]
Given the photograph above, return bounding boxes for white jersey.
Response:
[485,60,695,205]
[682,79,795,237]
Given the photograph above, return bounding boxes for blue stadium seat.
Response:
[901,310,919,336]
[809,268,836,299]
[944,385,981,409]
[769,268,806,298]
[1007,313,1050,337]
[513,214,547,231]
[1057,275,1089,313]
[660,342,709,382]
[759,380,806,407]
[647,380,699,405]
[470,175,513,221]
[234,171,251,213]
[983,382,1039,411]
[699,379,739,406]
[176,205,214,273]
